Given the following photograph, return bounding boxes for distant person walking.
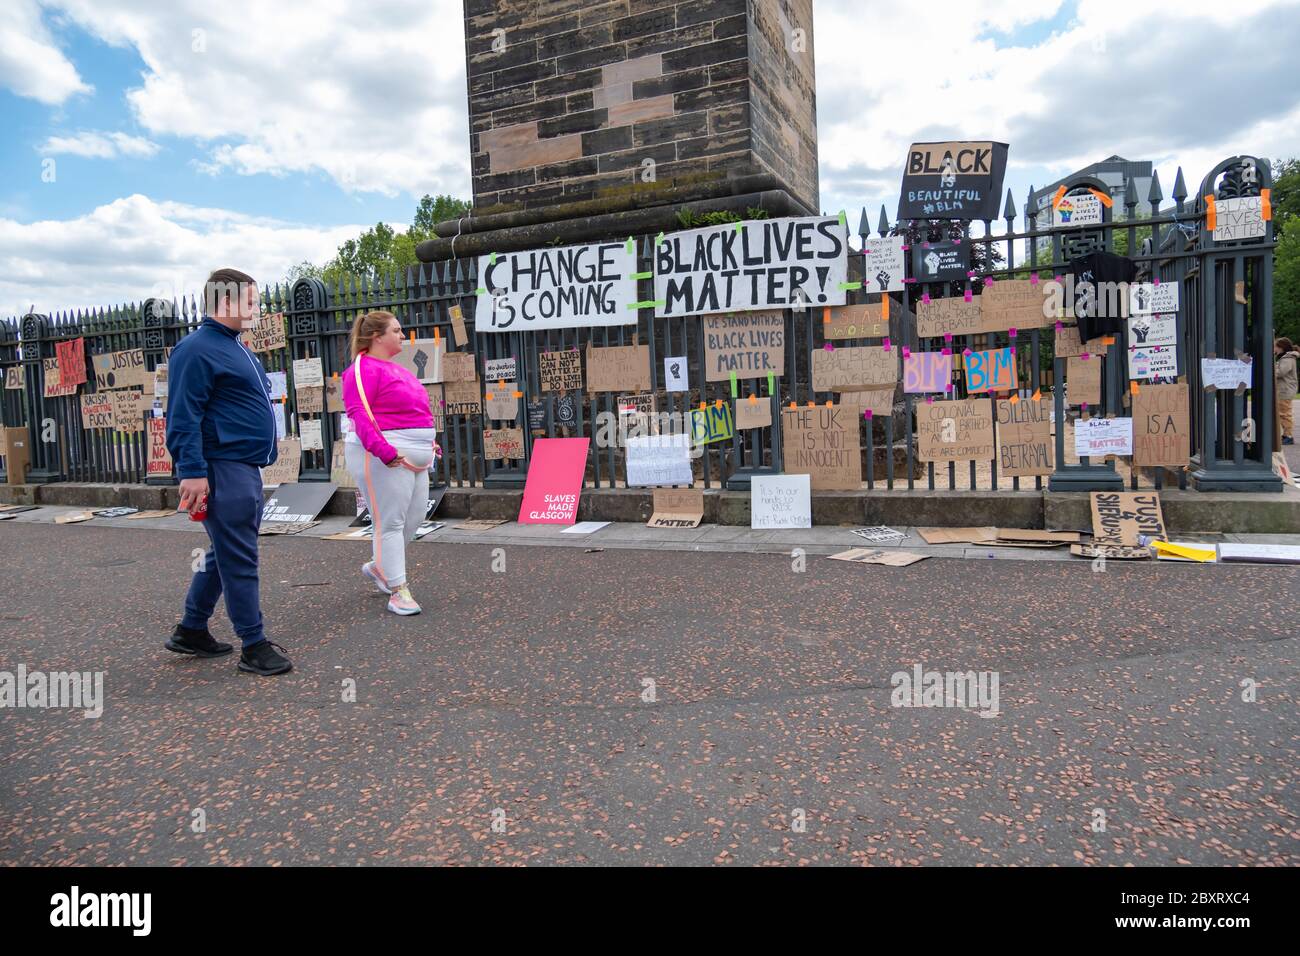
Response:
[1276,338,1299,445]
[164,268,292,676]
[342,311,439,615]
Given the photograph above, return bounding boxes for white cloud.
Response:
[0,0,92,104]
[39,130,160,159]
[43,0,471,199]
[0,194,367,317]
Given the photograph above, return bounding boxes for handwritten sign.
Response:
[55,338,87,387]
[1133,383,1189,467]
[111,389,147,432]
[260,438,301,487]
[1055,324,1084,358]
[648,487,704,528]
[1091,491,1165,546]
[292,357,324,389]
[1053,191,1103,227]
[42,358,75,398]
[443,379,482,416]
[812,345,896,391]
[92,349,147,390]
[3,366,23,389]
[898,140,1009,220]
[824,303,888,341]
[917,295,982,339]
[325,376,345,412]
[484,427,525,460]
[484,357,518,382]
[861,235,906,293]
[441,351,477,383]
[540,350,583,391]
[300,419,323,451]
[518,437,589,524]
[1129,282,1179,316]
[478,240,638,331]
[147,416,173,477]
[735,397,772,430]
[981,279,1048,332]
[751,474,811,529]
[702,311,785,381]
[688,402,734,446]
[586,342,650,393]
[393,339,445,384]
[964,346,1016,393]
[1074,417,1133,458]
[1067,355,1102,406]
[448,303,468,346]
[80,393,115,430]
[1201,357,1252,391]
[1212,196,1266,242]
[240,312,287,352]
[655,216,848,317]
[296,386,323,413]
[916,398,994,462]
[781,405,861,490]
[484,384,519,421]
[903,351,954,394]
[1129,344,1177,380]
[995,398,1053,477]
[837,386,895,418]
[626,433,693,487]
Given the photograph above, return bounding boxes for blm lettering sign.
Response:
[1133,383,1190,467]
[903,351,953,394]
[916,296,982,339]
[1091,492,1165,546]
[689,403,734,446]
[781,405,861,491]
[477,240,638,332]
[913,240,969,282]
[702,311,785,382]
[916,398,994,462]
[964,346,1016,394]
[654,216,848,318]
[898,141,1009,220]
[1212,196,1266,242]
[995,398,1053,477]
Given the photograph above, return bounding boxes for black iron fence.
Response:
[0,153,1281,493]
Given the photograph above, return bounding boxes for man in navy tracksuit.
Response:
[164,268,292,676]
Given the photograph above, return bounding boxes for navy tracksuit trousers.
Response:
[180,459,266,648]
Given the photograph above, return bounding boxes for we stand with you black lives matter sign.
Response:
[476,240,639,332]
[654,215,848,318]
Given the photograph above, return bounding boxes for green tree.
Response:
[1273,158,1299,342]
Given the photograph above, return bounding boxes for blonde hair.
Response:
[350,310,397,359]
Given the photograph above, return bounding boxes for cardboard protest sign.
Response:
[477,239,638,332]
[266,370,288,400]
[904,351,954,394]
[861,235,906,294]
[518,437,589,524]
[484,427,525,460]
[146,416,172,477]
[292,357,324,389]
[152,363,168,400]
[442,351,477,383]
[1212,196,1266,242]
[55,338,87,387]
[981,279,1048,332]
[648,487,704,528]
[964,346,1016,393]
[735,397,773,430]
[484,384,519,421]
[296,385,323,413]
[626,433,693,486]
[447,303,468,346]
[751,474,811,529]
[1133,383,1189,467]
[330,444,355,488]
[1201,357,1252,391]
[43,358,75,398]
[1055,324,1085,358]
[1129,282,1179,316]
[80,393,115,430]
[4,365,23,389]
[995,398,1053,477]
[111,389,147,432]
[916,398,994,462]
[92,349,147,390]
[484,357,517,382]
[917,526,997,544]
[912,240,969,283]
[325,375,345,413]
[1067,355,1102,406]
[586,342,650,393]
[260,438,302,487]
[240,312,287,352]
[1074,417,1133,458]
[824,303,888,341]
[897,141,1009,220]
[917,296,982,339]
[781,405,861,490]
[828,548,929,567]
[443,379,482,416]
[664,356,688,392]
[540,349,583,391]
[555,393,577,427]
[811,345,896,391]
[299,419,323,451]
[702,311,785,381]
[837,386,895,418]
[654,215,848,318]
[1071,543,1151,560]
[1052,191,1104,227]
[261,482,337,526]
[689,402,734,445]
[393,339,445,384]
[1091,492,1165,546]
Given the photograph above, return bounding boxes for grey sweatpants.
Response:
[345,428,435,588]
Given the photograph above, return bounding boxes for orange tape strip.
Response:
[1052,185,1067,210]
[1089,188,1113,208]
[1261,188,1273,221]
[882,296,890,321]
[1204,196,1217,232]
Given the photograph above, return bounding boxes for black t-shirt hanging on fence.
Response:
[1069,251,1137,343]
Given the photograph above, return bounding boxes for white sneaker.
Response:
[362,561,392,595]
[387,586,421,616]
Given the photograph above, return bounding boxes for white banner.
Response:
[1075,417,1133,457]
[625,434,693,487]
[476,240,638,332]
[861,235,906,294]
[654,215,848,318]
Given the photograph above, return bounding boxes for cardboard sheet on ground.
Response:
[127,509,176,519]
[1070,543,1150,560]
[648,488,704,528]
[55,511,95,524]
[751,474,811,529]
[1218,543,1300,564]
[995,398,1053,477]
[1151,540,1216,563]
[812,345,897,391]
[851,526,907,542]
[916,399,994,462]
[824,303,889,341]
[518,437,588,525]
[259,521,320,536]
[393,339,445,384]
[411,521,444,540]
[829,548,929,567]
[92,507,139,518]
[781,405,861,490]
[561,521,610,535]
[1090,492,1165,546]
[702,311,785,381]
[261,482,336,527]
[917,526,997,545]
[455,519,508,532]
[586,342,649,393]
[996,529,1081,543]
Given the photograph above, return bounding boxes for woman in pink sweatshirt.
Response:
[341,310,440,615]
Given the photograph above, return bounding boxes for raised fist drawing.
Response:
[924,251,941,275]
[413,349,428,377]
[876,270,891,290]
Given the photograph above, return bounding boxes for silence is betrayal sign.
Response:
[654,216,848,318]
[897,141,1009,220]
[476,240,638,332]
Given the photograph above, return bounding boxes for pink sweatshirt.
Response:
[341,353,434,463]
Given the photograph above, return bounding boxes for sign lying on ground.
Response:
[647,487,705,529]
[1091,492,1165,546]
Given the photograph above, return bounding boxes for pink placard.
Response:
[518,438,589,525]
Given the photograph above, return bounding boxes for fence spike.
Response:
[1124,175,1137,208]
[857,207,870,239]
[876,205,889,237]
[1172,167,1188,203]
[1002,188,1017,221]
[1147,170,1163,206]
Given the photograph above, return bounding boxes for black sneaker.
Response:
[165,624,233,658]
[238,640,293,676]
[1283,436,1295,445]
